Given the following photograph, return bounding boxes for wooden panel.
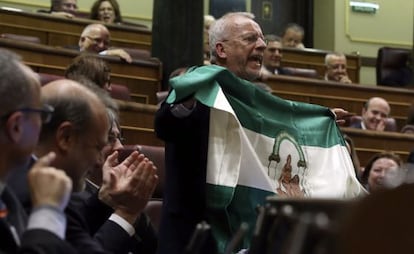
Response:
[0,9,152,50]
[115,100,413,167]
[121,126,164,147]
[117,100,158,128]
[0,38,162,104]
[266,75,414,130]
[281,47,361,83]
[117,100,162,146]
[341,127,414,167]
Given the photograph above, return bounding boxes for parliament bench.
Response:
[266,75,414,131]
[340,127,413,166]
[115,100,413,167]
[0,37,162,104]
[0,8,152,50]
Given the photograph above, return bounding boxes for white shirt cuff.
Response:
[109,213,135,236]
[27,205,66,239]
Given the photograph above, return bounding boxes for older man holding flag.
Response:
[155,12,363,254]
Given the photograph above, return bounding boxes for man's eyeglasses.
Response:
[223,33,267,45]
[1,104,54,124]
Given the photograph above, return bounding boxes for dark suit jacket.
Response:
[7,157,153,254]
[6,157,35,214]
[154,101,217,254]
[66,181,157,254]
[0,187,75,254]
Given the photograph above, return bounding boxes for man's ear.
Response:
[5,112,24,143]
[56,121,76,153]
[215,42,227,59]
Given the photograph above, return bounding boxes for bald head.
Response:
[362,97,391,131]
[79,24,110,53]
[40,79,108,141]
[38,79,110,191]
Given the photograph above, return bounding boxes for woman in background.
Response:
[360,151,405,193]
[90,0,122,24]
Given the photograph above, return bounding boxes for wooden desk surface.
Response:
[281,47,361,83]
[0,8,152,50]
[266,75,414,130]
[0,38,162,104]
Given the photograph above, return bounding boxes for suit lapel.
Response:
[1,186,27,238]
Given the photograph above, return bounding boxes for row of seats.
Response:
[38,73,132,101]
[4,28,412,88]
[0,32,153,61]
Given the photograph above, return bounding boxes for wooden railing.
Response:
[116,100,163,146]
[0,8,151,50]
[266,75,414,130]
[0,8,364,85]
[341,127,414,166]
[116,100,414,167]
[0,38,162,104]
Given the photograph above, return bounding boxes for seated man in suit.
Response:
[85,105,158,253]
[78,23,132,63]
[0,48,75,253]
[350,97,391,131]
[34,79,158,253]
[324,52,352,84]
[261,34,285,76]
[260,34,318,80]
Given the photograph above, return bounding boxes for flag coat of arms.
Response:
[167,65,364,252]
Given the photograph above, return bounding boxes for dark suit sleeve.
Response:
[155,101,210,142]
[130,214,158,254]
[19,229,76,254]
[65,191,138,254]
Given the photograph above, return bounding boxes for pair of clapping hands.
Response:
[99,150,159,223]
[29,150,158,224]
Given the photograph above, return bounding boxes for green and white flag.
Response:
[167,65,364,253]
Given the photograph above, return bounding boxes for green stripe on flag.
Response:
[206,183,275,252]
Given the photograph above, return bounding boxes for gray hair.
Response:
[282,23,304,37]
[325,52,346,66]
[265,34,281,44]
[209,12,255,63]
[0,48,34,115]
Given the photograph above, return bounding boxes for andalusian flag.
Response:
[167,65,364,253]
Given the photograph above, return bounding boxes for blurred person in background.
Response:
[90,0,122,24]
